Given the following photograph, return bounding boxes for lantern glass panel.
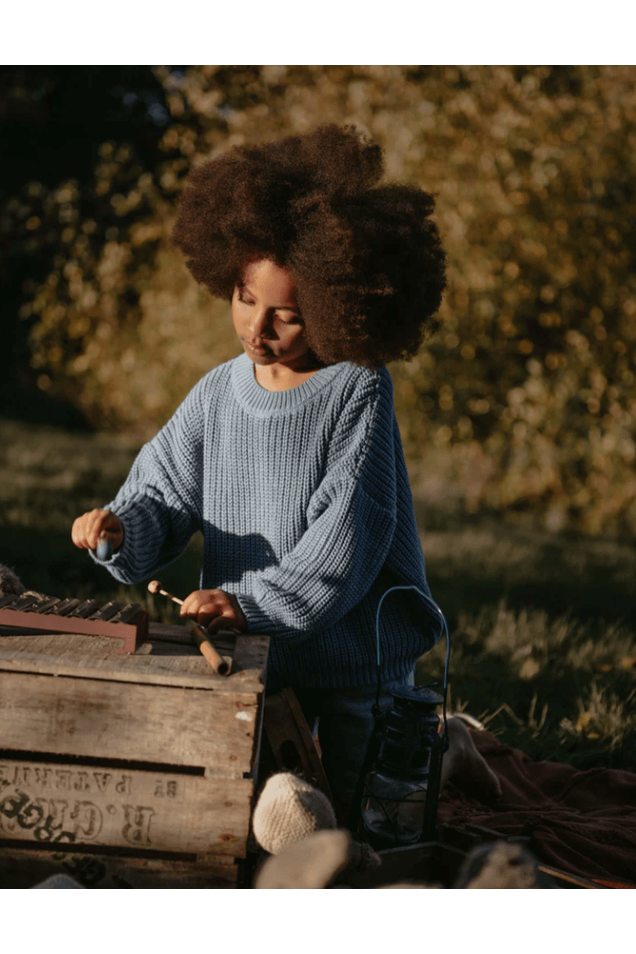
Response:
[361,770,429,847]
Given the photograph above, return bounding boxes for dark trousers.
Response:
[293,673,415,825]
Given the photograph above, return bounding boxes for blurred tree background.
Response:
[3,65,636,538]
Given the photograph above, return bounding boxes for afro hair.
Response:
[172,124,446,368]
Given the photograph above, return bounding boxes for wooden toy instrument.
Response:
[0,592,147,654]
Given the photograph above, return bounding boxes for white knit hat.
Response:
[252,772,337,855]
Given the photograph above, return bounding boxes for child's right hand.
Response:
[71,509,124,552]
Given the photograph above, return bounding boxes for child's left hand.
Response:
[180,589,247,634]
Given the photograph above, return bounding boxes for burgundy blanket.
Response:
[437,731,636,887]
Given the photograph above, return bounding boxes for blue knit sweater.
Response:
[96,353,441,688]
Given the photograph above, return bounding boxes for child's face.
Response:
[232,259,312,371]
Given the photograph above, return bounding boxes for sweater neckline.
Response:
[232,352,350,414]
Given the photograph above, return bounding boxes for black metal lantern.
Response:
[356,686,446,850]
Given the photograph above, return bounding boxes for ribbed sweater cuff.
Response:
[87,499,162,584]
[87,544,125,570]
[233,595,306,642]
[86,505,130,578]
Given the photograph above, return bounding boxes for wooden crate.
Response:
[0,620,269,888]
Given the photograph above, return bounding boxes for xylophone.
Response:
[0,591,148,653]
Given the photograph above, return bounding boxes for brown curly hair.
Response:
[172,125,446,368]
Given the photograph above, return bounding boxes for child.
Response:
[72,124,447,823]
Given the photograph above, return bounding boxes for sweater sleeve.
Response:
[235,370,398,638]
[90,378,206,584]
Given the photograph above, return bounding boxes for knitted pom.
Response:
[31,874,84,889]
[252,772,337,855]
[254,829,351,889]
[455,841,545,889]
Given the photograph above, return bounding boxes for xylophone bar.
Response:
[0,592,148,654]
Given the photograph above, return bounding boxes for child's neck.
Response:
[253,362,321,392]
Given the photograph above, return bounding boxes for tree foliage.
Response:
[4,65,636,536]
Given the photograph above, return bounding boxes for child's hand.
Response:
[180,589,247,634]
[71,508,124,552]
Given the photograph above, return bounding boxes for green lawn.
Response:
[1,416,634,772]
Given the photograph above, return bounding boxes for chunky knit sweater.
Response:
[96,353,441,689]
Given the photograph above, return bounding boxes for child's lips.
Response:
[244,341,270,356]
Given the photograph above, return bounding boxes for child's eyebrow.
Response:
[241,283,299,312]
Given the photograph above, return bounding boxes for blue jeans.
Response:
[294,673,415,826]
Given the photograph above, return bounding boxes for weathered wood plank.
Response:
[232,635,270,676]
[0,627,268,692]
[263,689,332,800]
[0,672,260,773]
[0,621,268,884]
[0,847,239,888]
[0,757,253,857]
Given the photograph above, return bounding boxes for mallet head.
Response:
[95,536,113,561]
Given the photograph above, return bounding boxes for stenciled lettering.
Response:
[115,775,131,796]
[0,766,32,788]
[154,779,179,798]
[34,767,53,787]
[73,772,90,792]
[92,772,112,794]
[0,806,18,834]
[0,791,76,844]
[54,770,72,791]
[122,805,155,846]
[0,789,30,819]
[17,800,45,830]
[33,799,71,842]
[69,801,103,841]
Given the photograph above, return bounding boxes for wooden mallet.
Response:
[147,580,230,677]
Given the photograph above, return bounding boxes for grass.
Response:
[415,514,636,771]
[1,416,635,772]
[0,417,199,625]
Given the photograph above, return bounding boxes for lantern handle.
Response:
[374,585,451,742]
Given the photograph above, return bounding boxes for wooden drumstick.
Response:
[147,580,184,606]
[147,580,230,677]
